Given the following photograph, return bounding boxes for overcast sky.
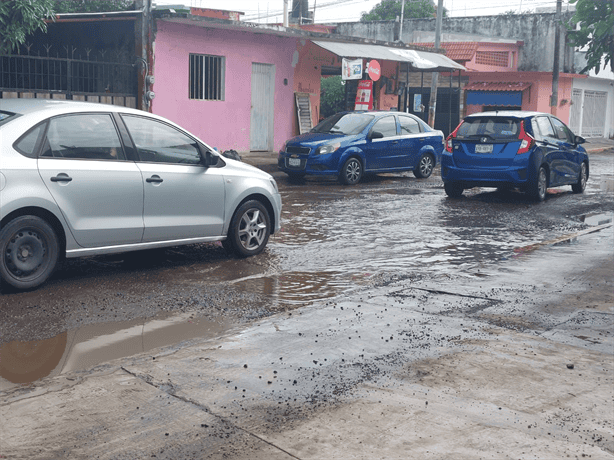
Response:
[154,0,572,23]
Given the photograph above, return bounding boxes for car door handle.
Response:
[50,174,72,182]
[146,175,163,183]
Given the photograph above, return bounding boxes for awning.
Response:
[312,40,466,72]
[464,82,532,92]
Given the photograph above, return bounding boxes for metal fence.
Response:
[0,46,138,99]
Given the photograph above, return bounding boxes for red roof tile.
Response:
[464,82,532,92]
[412,42,479,62]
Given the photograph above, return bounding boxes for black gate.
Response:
[404,87,461,137]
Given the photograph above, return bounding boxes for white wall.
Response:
[572,76,614,139]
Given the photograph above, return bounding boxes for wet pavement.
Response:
[0,148,612,459]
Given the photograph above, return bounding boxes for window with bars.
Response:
[475,51,510,67]
[189,54,225,101]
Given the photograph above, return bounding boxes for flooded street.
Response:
[1,152,612,390]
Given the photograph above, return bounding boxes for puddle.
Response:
[580,212,613,226]
[0,311,235,390]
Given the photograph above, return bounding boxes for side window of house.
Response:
[399,116,422,135]
[41,114,124,160]
[371,116,397,138]
[550,118,572,143]
[122,115,202,165]
[189,54,225,101]
[534,116,556,140]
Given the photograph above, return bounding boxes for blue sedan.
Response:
[278,111,445,185]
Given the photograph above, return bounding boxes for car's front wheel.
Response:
[571,161,588,194]
[414,153,435,178]
[0,215,60,290]
[339,157,363,185]
[444,182,464,198]
[225,200,271,257]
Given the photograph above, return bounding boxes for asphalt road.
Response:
[0,150,612,459]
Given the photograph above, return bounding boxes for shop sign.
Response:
[355,80,373,111]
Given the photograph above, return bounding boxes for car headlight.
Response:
[316,143,341,155]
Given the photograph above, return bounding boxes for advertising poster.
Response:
[354,80,373,111]
[342,58,363,80]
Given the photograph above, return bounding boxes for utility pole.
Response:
[428,0,444,128]
[283,0,288,27]
[550,0,562,116]
[398,0,405,42]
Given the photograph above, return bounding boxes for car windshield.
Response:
[0,111,18,127]
[311,113,375,135]
[457,117,521,140]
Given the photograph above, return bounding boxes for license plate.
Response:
[288,158,301,166]
[475,144,493,153]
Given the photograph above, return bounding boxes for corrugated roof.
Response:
[312,41,465,72]
[464,82,532,92]
[413,42,479,62]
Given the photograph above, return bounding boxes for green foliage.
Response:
[320,76,345,119]
[0,0,55,54]
[52,0,134,13]
[360,0,445,21]
[568,0,614,73]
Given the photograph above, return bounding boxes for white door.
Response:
[581,90,608,137]
[250,63,275,151]
[569,88,583,134]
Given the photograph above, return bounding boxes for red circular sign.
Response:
[367,60,381,81]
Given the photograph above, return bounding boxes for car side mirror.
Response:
[574,135,586,145]
[369,131,384,140]
[202,150,219,167]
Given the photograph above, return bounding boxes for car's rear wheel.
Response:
[414,153,435,179]
[225,200,271,257]
[0,216,60,290]
[444,182,464,198]
[339,157,363,185]
[571,162,588,194]
[531,166,548,202]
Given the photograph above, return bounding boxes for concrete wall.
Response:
[335,13,576,73]
[151,21,298,152]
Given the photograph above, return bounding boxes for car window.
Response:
[457,117,520,140]
[42,114,125,160]
[533,116,556,139]
[14,123,45,158]
[122,115,202,165]
[399,116,422,135]
[550,117,572,142]
[371,116,397,138]
[312,113,375,135]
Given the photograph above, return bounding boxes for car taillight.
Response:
[517,120,535,155]
[445,121,464,153]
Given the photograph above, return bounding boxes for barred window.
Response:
[475,51,510,67]
[189,54,225,101]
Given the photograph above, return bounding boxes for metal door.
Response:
[569,88,583,134]
[581,90,608,137]
[250,63,276,151]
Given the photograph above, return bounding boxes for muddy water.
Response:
[1,153,612,387]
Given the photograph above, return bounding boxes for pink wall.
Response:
[152,21,297,152]
[464,72,574,123]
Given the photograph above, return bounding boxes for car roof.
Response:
[0,98,144,117]
[465,110,546,119]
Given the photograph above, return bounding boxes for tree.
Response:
[53,0,133,13]
[568,0,613,73]
[0,0,55,55]
[360,0,445,22]
[320,76,345,118]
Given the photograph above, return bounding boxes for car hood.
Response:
[286,132,360,148]
[222,157,273,180]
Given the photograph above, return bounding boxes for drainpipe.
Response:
[428,0,443,128]
[550,0,562,116]
[283,0,288,27]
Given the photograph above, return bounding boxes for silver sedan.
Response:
[0,99,281,290]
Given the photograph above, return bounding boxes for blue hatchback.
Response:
[278,111,444,185]
[441,111,589,201]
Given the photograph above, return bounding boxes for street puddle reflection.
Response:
[0,312,234,390]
